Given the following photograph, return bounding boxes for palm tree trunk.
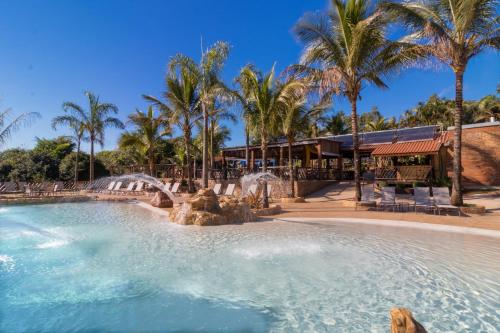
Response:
[209,122,214,172]
[184,130,194,193]
[89,138,95,183]
[261,135,269,209]
[451,71,464,206]
[149,149,155,177]
[74,139,80,184]
[350,97,361,202]
[201,102,209,188]
[245,124,250,172]
[288,138,295,198]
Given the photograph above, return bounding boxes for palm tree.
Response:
[294,0,423,201]
[52,112,87,183]
[381,0,499,205]
[235,67,259,171]
[0,108,40,146]
[365,117,390,131]
[475,95,500,122]
[323,111,350,135]
[118,106,171,176]
[61,92,124,182]
[195,41,231,188]
[238,65,305,207]
[144,55,201,192]
[208,104,236,168]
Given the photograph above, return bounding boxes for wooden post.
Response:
[317,143,322,169]
[250,150,255,172]
[279,146,284,167]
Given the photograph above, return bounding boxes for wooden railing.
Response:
[375,165,432,183]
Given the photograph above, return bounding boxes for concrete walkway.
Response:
[306,181,356,202]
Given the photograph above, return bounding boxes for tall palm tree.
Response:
[381,0,499,205]
[197,41,231,188]
[144,55,201,192]
[62,92,124,182]
[238,65,305,207]
[118,106,171,176]
[474,94,500,122]
[323,111,351,135]
[208,104,236,168]
[0,108,40,146]
[294,0,423,201]
[235,67,259,171]
[52,112,87,183]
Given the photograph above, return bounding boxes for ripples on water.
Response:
[0,202,499,332]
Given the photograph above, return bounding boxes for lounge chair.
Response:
[356,185,375,210]
[134,181,145,195]
[0,182,16,194]
[104,181,116,194]
[170,182,180,194]
[433,187,461,216]
[224,183,235,196]
[413,187,434,213]
[164,182,172,192]
[378,187,398,211]
[213,183,222,195]
[121,182,136,195]
[111,181,123,194]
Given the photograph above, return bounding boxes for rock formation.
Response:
[390,308,427,333]
[150,191,173,208]
[170,189,254,226]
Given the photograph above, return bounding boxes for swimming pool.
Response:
[1,202,499,332]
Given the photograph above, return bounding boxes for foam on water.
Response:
[36,240,70,249]
[234,241,323,259]
[0,254,15,271]
[0,207,8,213]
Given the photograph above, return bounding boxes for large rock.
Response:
[150,191,173,208]
[189,189,220,212]
[390,308,427,333]
[169,190,255,226]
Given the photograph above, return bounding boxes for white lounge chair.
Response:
[112,182,123,194]
[134,181,144,194]
[213,183,222,195]
[170,182,180,194]
[433,187,461,216]
[104,181,116,194]
[356,185,375,210]
[164,182,172,192]
[224,183,235,196]
[413,187,434,213]
[378,187,398,211]
[122,182,136,195]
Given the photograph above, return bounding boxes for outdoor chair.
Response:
[266,184,273,202]
[361,185,375,202]
[121,182,136,195]
[213,183,222,195]
[224,183,236,196]
[378,187,398,212]
[170,182,180,194]
[164,182,172,192]
[111,182,123,194]
[103,181,116,194]
[134,181,145,195]
[433,187,461,216]
[413,187,434,213]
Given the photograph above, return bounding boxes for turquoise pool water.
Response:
[1,203,499,332]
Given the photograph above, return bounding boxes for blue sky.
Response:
[0,0,498,152]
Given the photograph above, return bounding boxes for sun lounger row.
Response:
[361,186,461,215]
[212,183,236,196]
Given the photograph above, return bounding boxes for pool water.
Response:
[1,203,499,332]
